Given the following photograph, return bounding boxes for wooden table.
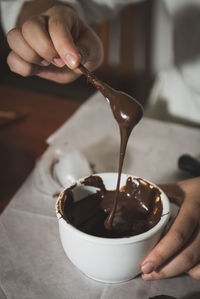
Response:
[0,84,80,213]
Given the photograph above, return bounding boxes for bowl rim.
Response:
[56,172,171,245]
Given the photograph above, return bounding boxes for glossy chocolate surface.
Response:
[59,175,162,238]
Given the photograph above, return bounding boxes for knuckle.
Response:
[22,16,39,36]
[22,19,33,34]
[7,27,17,39]
[7,28,20,46]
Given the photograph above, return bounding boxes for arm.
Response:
[141,176,200,280]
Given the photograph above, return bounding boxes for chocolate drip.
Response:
[79,65,143,230]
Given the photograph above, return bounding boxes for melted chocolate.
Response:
[59,175,162,238]
[79,65,143,230]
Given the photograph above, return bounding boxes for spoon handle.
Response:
[79,64,102,89]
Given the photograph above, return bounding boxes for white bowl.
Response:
[56,173,170,284]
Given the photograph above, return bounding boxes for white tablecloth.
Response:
[1,92,200,299]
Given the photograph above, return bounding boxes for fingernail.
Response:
[65,54,77,68]
[141,262,154,274]
[142,273,153,281]
[53,58,65,67]
[41,59,50,66]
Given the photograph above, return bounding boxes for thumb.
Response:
[45,6,81,69]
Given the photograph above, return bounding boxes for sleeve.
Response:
[0,0,144,34]
[61,0,144,24]
[0,0,26,33]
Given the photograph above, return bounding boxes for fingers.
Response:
[7,27,49,66]
[6,4,103,83]
[37,64,80,83]
[22,15,65,67]
[141,199,198,276]
[142,228,200,280]
[7,48,81,83]
[46,6,81,69]
[141,177,200,280]
[188,264,200,280]
[7,51,39,77]
[7,16,65,68]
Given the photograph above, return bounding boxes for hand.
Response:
[6,3,103,83]
[141,177,200,280]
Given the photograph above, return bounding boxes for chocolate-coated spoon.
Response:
[79,64,143,230]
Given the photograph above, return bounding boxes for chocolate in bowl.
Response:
[58,175,163,239]
[56,172,170,283]
[56,173,170,283]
